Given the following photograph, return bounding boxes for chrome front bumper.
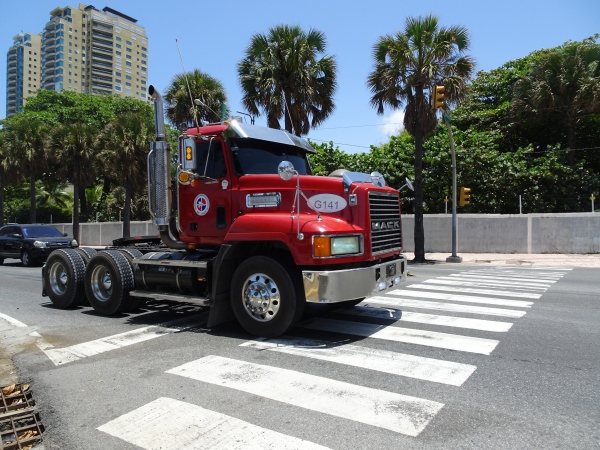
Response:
[302,255,407,303]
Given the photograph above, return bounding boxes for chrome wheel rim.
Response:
[90,265,112,302]
[48,262,68,296]
[241,273,280,322]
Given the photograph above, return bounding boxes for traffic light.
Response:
[459,187,471,207]
[432,85,446,110]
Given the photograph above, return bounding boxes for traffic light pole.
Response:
[444,111,462,263]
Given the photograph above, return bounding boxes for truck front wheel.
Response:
[230,256,304,338]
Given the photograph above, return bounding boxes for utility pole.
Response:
[432,84,462,263]
[444,110,462,263]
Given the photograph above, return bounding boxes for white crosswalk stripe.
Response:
[98,397,331,450]
[241,337,477,386]
[387,288,537,304]
[447,274,558,285]
[337,306,513,332]
[167,355,445,437]
[406,282,542,299]
[299,318,499,354]
[431,276,550,290]
[364,296,527,317]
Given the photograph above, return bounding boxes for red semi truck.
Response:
[42,85,407,337]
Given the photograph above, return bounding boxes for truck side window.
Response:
[196,141,227,179]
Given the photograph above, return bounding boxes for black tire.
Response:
[0,257,4,265]
[85,250,134,315]
[74,248,97,306]
[114,248,144,311]
[115,248,143,262]
[230,256,305,337]
[21,249,36,267]
[43,249,86,308]
[75,247,97,264]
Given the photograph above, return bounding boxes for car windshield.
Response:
[22,226,64,238]
[228,138,312,176]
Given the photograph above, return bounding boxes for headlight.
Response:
[71,239,79,247]
[313,235,362,258]
[34,241,48,248]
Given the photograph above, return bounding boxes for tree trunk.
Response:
[122,178,132,238]
[413,123,426,263]
[79,185,88,222]
[72,184,80,243]
[29,174,37,224]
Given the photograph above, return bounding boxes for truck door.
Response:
[179,138,232,245]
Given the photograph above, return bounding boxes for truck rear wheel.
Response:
[85,250,134,315]
[115,248,145,311]
[43,249,86,308]
[75,247,97,264]
[230,256,304,337]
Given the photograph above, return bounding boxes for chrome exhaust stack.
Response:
[148,85,187,249]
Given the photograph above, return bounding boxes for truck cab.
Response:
[42,85,407,339]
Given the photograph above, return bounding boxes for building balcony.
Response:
[91,59,112,69]
[91,45,112,55]
[91,82,112,91]
[92,75,112,84]
[93,38,113,48]
[91,66,112,76]
[91,51,112,61]
[8,53,17,62]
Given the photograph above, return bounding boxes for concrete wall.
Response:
[53,213,600,253]
[52,222,159,247]
[401,213,600,254]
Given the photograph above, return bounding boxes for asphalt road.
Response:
[0,260,598,449]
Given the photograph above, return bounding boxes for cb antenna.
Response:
[281,90,295,135]
[175,38,200,130]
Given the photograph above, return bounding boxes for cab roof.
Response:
[183,120,315,153]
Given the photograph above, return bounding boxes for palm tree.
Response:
[164,69,228,128]
[238,25,337,136]
[100,110,154,237]
[512,36,600,160]
[2,114,51,223]
[367,15,474,262]
[51,122,100,242]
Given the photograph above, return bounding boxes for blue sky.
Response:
[1,1,598,153]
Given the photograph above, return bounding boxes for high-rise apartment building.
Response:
[5,4,149,117]
[6,33,42,116]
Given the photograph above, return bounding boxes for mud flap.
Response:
[41,265,47,297]
[207,244,235,328]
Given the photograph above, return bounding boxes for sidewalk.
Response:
[404,252,600,268]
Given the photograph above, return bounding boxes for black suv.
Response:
[0,224,78,266]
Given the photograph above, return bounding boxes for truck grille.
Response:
[369,191,402,256]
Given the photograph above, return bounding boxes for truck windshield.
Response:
[229,138,312,176]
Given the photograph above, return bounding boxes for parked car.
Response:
[0,224,78,267]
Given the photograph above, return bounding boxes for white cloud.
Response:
[379,109,405,137]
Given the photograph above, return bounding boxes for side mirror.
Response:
[278,161,296,181]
